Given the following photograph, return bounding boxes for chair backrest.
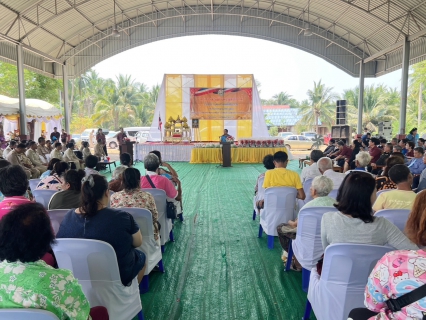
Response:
[33,190,57,208]
[320,243,393,320]
[0,309,59,320]
[293,206,338,270]
[375,209,411,232]
[261,187,298,236]
[121,207,153,238]
[256,176,265,201]
[29,179,41,192]
[376,189,393,197]
[302,179,314,203]
[328,188,338,199]
[141,188,167,216]
[107,190,114,207]
[47,209,69,234]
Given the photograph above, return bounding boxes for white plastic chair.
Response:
[298,178,314,208]
[308,243,393,320]
[328,188,338,199]
[0,309,59,320]
[52,238,144,320]
[33,190,57,209]
[47,209,69,235]
[375,209,411,232]
[29,178,41,192]
[142,188,173,250]
[253,176,265,220]
[259,187,297,249]
[376,189,393,197]
[107,190,114,207]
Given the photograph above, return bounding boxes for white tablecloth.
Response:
[135,144,194,162]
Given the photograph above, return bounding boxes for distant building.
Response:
[262,105,329,135]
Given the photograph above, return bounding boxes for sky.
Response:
[93,35,401,102]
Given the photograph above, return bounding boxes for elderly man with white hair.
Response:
[345,151,372,174]
[277,175,336,270]
[317,157,346,190]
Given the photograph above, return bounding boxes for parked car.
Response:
[105,131,118,149]
[135,131,150,143]
[71,134,81,148]
[277,132,294,138]
[124,127,150,141]
[284,135,315,150]
[301,132,317,140]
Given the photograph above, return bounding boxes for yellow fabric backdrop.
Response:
[190,147,288,164]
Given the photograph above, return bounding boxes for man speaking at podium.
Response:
[220,129,230,143]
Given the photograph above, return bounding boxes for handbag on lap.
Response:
[145,175,178,220]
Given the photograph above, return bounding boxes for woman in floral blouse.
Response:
[0,202,108,319]
[110,167,160,240]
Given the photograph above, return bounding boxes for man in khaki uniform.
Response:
[37,137,50,163]
[6,143,40,179]
[26,141,47,174]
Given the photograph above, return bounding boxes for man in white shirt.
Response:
[3,140,17,158]
[300,150,324,184]
[6,143,40,179]
[64,142,84,169]
[36,137,50,163]
[25,141,47,174]
[50,142,63,160]
[317,157,345,190]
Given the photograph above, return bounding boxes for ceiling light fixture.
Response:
[112,0,120,37]
[304,0,313,37]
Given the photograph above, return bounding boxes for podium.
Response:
[221,142,232,167]
[121,141,136,164]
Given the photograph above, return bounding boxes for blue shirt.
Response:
[407,157,426,175]
[406,133,419,146]
[220,135,228,143]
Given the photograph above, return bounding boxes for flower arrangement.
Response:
[226,135,234,143]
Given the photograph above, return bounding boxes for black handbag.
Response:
[145,175,178,220]
[385,282,426,319]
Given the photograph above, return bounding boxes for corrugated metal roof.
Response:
[0,0,425,78]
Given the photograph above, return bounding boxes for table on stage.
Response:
[190,147,288,164]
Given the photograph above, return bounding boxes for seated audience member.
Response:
[418,137,425,149]
[57,174,147,285]
[94,139,106,158]
[25,141,47,174]
[406,141,415,158]
[334,140,352,167]
[40,158,61,179]
[6,143,40,179]
[368,138,382,166]
[48,169,86,209]
[255,155,275,195]
[119,152,132,167]
[379,138,387,149]
[36,161,69,191]
[318,157,345,190]
[323,139,336,156]
[61,138,67,152]
[375,156,405,191]
[300,150,324,183]
[81,141,91,160]
[45,139,53,152]
[344,140,361,171]
[37,137,50,163]
[84,155,99,177]
[258,151,305,208]
[111,168,160,240]
[362,131,371,148]
[0,160,11,201]
[321,172,417,250]
[407,147,426,175]
[345,151,371,174]
[0,203,110,320]
[64,142,84,169]
[109,165,127,192]
[349,191,426,320]
[141,153,183,217]
[50,142,63,160]
[372,164,416,212]
[391,137,398,147]
[416,153,426,193]
[0,165,30,219]
[327,140,341,159]
[392,144,403,154]
[150,150,178,179]
[399,138,408,156]
[374,142,392,167]
[3,140,16,158]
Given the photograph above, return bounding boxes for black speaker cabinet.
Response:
[336,100,347,125]
[331,125,350,144]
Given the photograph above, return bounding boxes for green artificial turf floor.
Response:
[104,161,311,320]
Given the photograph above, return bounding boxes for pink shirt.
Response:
[365,249,426,319]
[140,172,178,199]
[0,196,31,220]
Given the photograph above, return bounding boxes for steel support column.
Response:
[16,44,27,136]
[357,60,365,134]
[400,37,410,135]
[62,63,70,133]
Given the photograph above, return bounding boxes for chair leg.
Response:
[161,245,165,253]
[252,210,256,220]
[267,235,274,249]
[302,300,312,320]
[179,214,184,222]
[158,259,165,273]
[169,230,175,242]
[302,268,311,292]
[284,239,293,272]
[258,224,263,238]
[137,310,145,320]
[139,275,149,294]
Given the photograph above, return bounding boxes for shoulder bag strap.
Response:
[386,283,426,318]
[145,174,156,188]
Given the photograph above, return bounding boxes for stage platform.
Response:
[135,143,291,163]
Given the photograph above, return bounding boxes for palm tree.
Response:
[297,80,337,132]
[273,91,293,105]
